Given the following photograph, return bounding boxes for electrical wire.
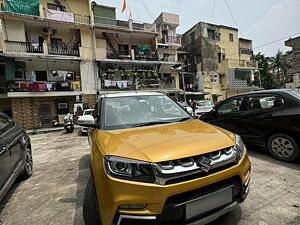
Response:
[224,0,240,32]
[211,0,216,21]
[253,32,300,49]
[140,0,154,19]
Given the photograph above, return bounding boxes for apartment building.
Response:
[0,0,96,128]
[181,22,258,103]
[0,1,182,129]
[285,36,300,88]
[93,5,182,97]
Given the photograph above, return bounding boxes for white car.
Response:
[80,109,94,135]
[178,102,193,115]
[195,100,214,118]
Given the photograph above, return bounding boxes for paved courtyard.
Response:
[0,131,299,225]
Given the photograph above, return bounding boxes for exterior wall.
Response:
[40,0,91,18]
[11,96,76,129]
[286,73,300,88]
[219,27,239,60]
[0,98,11,113]
[2,19,26,42]
[82,94,97,109]
[155,12,179,26]
[80,61,97,94]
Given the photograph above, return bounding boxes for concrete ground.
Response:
[0,131,299,225]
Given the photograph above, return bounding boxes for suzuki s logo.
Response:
[197,156,212,173]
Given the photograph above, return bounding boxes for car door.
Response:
[205,96,246,134]
[236,94,285,146]
[0,116,14,188]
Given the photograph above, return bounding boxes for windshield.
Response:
[197,101,213,107]
[103,95,192,130]
[84,110,93,116]
[288,89,300,99]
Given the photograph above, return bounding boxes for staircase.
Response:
[65,29,81,49]
[55,0,73,13]
[102,32,119,57]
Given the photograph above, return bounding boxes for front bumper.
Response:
[94,153,251,225]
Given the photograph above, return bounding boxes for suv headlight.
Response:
[234,134,245,161]
[104,156,155,183]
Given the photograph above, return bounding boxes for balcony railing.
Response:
[166,36,181,44]
[44,9,90,24]
[94,16,156,32]
[49,46,80,57]
[229,59,257,68]
[240,48,253,55]
[5,81,81,93]
[4,41,44,54]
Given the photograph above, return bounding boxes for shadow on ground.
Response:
[246,144,300,171]
[208,205,242,225]
[0,181,21,216]
[73,154,91,225]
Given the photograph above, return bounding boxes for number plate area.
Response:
[185,186,233,220]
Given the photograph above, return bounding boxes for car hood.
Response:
[95,120,235,163]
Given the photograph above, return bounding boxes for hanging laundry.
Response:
[111,81,117,87]
[117,81,128,89]
[46,83,53,91]
[31,71,36,82]
[72,81,81,90]
[104,80,111,87]
[61,82,69,87]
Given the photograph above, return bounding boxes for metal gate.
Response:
[39,103,52,127]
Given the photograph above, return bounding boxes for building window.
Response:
[35,71,48,81]
[51,38,63,49]
[229,33,234,42]
[118,44,129,55]
[47,3,57,10]
[207,29,215,40]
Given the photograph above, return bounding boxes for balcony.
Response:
[4,41,44,54]
[240,48,253,55]
[228,59,258,68]
[106,49,157,61]
[5,80,81,97]
[94,16,156,33]
[166,36,181,44]
[49,46,80,57]
[44,9,90,24]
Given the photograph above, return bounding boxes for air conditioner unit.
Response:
[58,103,68,109]
[41,27,50,35]
[162,24,170,30]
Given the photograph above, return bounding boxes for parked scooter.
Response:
[64,113,74,133]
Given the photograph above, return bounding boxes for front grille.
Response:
[159,176,242,225]
[152,146,238,185]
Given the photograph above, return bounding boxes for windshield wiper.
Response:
[132,121,172,128]
[176,117,191,122]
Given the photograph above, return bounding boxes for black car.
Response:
[0,113,33,202]
[200,89,300,162]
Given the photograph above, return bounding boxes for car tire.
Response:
[83,177,102,225]
[19,147,33,180]
[268,134,299,162]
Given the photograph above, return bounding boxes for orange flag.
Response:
[122,0,126,13]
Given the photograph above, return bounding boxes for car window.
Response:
[103,95,191,130]
[288,89,300,99]
[217,97,244,114]
[0,117,13,135]
[246,95,284,110]
[197,101,213,107]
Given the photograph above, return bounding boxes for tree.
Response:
[270,50,291,88]
[252,53,279,89]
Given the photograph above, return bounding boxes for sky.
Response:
[95,0,300,56]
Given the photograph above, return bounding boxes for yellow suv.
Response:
[78,92,251,225]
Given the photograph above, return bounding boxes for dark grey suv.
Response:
[0,113,33,202]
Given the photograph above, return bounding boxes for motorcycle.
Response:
[64,113,74,133]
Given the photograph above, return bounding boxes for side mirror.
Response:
[78,115,97,128]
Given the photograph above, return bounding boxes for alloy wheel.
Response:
[271,137,294,158]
